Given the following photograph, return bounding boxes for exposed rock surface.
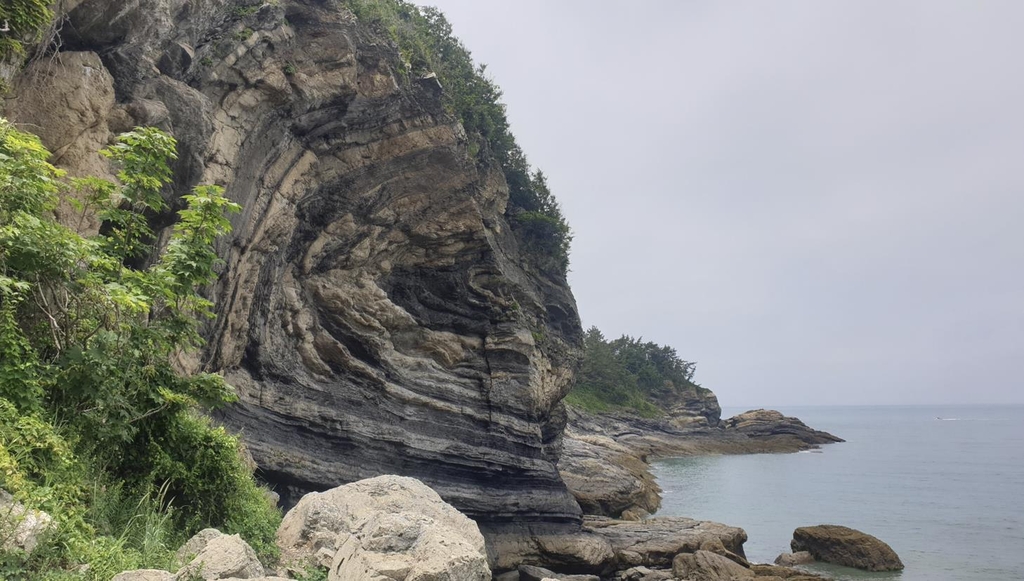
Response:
[276,475,489,581]
[560,407,842,517]
[518,564,600,581]
[774,551,815,567]
[0,490,53,554]
[558,433,661,518]
[723,411,844,449]
[791,525,903,572]
[111,571,175,581]
[4,0,583,535]
[175,530,265,580]
[672,550,754,581]
[584,516,747,569]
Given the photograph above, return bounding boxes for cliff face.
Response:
[4,0,583,526]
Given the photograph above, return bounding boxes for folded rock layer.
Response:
[4,0,582,527]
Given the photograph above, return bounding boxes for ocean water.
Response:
[651,405,1024,581]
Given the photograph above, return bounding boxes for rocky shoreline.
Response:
[559,407,844,519]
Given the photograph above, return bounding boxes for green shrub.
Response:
[0,118,280,577]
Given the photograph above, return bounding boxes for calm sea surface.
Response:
[651,405,1024,581]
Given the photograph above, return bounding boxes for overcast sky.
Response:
[425,1,1024,407]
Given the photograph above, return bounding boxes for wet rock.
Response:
[791,524,903,571]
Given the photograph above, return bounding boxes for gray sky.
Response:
[424,1,1024,406]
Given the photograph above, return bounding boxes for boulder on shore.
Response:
[791,524,904,571]
[276,475,490,581]
[174,530,265,580]
[672,550,754,581]
[585,516,747,569]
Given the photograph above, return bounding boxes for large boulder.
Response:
[0,490,52,554]
[791,525,903,572]
[277,475,490,581]
[174,530,265,580]
[671,550,754,581]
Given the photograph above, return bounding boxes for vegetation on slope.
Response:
[565,327,713,417]
[0,119,280,579]
[342,0,572,276]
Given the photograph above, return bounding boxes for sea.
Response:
[651,405,1024,581]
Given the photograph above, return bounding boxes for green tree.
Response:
[0,118,280,578]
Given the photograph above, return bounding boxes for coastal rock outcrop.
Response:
[559,407,843,518]
[724,411,844,449]
[4,0,582,534]
[791,525,904,572]
[584,516,747,569]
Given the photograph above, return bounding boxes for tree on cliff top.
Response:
[343,0,573,276]
[566,326,708,416]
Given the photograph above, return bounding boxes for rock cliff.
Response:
[3,0,582,527]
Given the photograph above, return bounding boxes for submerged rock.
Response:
[791,524,904,571]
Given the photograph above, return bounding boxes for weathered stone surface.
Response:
[672,550,754,581]
[175,533,265,580]
[617,566,674,581]
[0,490,52,554]
[559,406,842,518]
[6,0,584,538]
[791,525,903,572]
[518,564,599,581]
[483,525,616,575]
[774,551,815,567]
[558,433,660,518]
[111,571,174,581]
[584,516,747,569]
[176,528,225,567]
[724,411,844,448]
[276,475,489,581]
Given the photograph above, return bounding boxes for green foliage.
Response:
[0,118,280,577]
[0,0,53,66]
[566,327,708,417]
[294,564,329,581]
[233,27,255,42]
[341,0,572,274]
